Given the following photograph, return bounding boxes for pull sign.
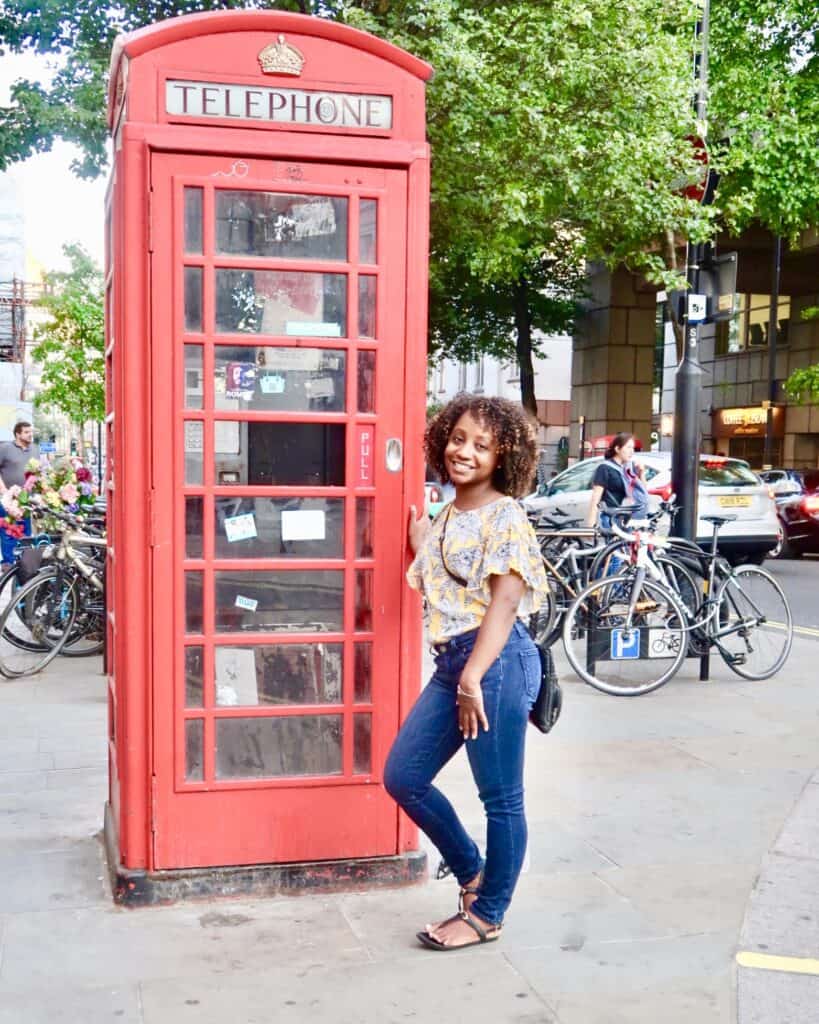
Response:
[687,293,707,323]
[356,425,374,486]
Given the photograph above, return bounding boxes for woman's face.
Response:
[615,437,635,462]
[445,413,499,487]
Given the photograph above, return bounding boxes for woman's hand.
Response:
[457,670,489,739]
[408,504,430,555]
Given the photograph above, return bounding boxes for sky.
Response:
[0,52,108,276]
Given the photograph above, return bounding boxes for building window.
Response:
[436,362,446,393]
[474,356,485,391]
[715,294,790,355]
[506,359,520,383]
[458,362,468,390]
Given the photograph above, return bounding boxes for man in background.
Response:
[0,421,39,571]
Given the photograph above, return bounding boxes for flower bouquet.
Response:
[0,456,99,536]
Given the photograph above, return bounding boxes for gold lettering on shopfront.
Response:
[166,80,393,130]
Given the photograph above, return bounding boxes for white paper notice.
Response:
[234,594,258,612]
[281,509,326,541]
[224,513,258,543]
[285,321,342,337]
[215,647,258,706]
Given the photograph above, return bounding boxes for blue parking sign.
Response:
[610,628,640,660]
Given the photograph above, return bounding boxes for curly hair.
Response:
[425,393,539,498]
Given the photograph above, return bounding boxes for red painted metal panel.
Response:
[107,11,429,873]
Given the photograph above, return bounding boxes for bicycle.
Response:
[0,509,106,678]
[561,513,792,696]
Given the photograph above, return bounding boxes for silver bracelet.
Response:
[456,686,480,700]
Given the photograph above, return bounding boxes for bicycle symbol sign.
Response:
[648,628,683,659]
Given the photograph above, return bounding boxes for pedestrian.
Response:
[0,421,39,571]
[585,432,647,528]
[385,394,548,951]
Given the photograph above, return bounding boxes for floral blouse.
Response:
[407,496,548,644]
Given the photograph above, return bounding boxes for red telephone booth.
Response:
[102,10,431,903]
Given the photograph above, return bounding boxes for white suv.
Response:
[524,453,780,564]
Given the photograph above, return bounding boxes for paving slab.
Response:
[736,966,819,1024]
[139,954,557,1024]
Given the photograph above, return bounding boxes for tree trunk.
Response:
[513,277,538,421]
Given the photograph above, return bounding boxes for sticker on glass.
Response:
[225,362,256,400]
[281,509,326,541]
[285,321,342,337]
[234,594,258,612]
[224,513,258,543]
[259,373,286,395]
[304,376,335,400]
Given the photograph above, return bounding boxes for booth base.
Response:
[104,804,427,908]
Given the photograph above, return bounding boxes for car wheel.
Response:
[776,535,803,559]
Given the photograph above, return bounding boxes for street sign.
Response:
[687,294,707,322]
[39,441,56,454]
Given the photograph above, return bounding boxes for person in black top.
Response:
[585,432,645,527]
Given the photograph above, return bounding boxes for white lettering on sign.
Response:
[721,407,767,427]
[166,80,393,130]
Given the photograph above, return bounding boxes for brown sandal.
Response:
[458,870,483,913]
[417,910,502,951]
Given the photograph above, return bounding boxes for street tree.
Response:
[31,244,105,447]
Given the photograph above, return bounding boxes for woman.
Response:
[585,432,647,528]
[385,394,548,951]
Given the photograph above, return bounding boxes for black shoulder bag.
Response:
[439,506,562,734]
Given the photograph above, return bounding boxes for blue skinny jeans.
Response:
[384,620,540,926]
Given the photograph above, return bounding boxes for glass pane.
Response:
[354,643,371,703]
[215,497,343,558]
[215,570,344,633]
[355,498,373,558]
[184,267,203,332]
[216,715,342,779]
[185,497,203,558]
[353,714,372,774]
[185,646,204,707]
[357,350,375,412]
[185,719,204,781]
[215,346,346,412]
[215,269,346,337]
[184,421,204,484]
[185,571,204,633]
[359,199,377,263]
[355,570,372,632]
[215,643,342,706]
[215,421,345,486]
[184,187,203,253]
[358,276,376,338]
[184,346,203,409]
[216,192,348,260]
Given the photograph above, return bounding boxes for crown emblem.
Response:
[258,35,305,77]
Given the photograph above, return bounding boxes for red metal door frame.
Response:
[149,152,410,868]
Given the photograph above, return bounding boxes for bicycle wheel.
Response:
[528,576,558,646]
[0,570,78,678]
[714,565,792,680]
[61,575,105,657]
[562,573,687,696]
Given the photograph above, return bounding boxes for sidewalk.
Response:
[1,638,818,1023]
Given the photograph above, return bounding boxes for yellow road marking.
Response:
[736,951,819,976]
[766,621,819,638]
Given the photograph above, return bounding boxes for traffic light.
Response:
[70,440,77,455]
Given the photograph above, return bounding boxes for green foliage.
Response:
[783,365,819,405]
[31,244,104,426]
[709,0,819,242]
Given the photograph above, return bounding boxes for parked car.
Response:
[769,469,819,558]
[759,468,805,496]
[424,480,454,518]
[523,452,780,564]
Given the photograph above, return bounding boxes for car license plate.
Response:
[718,495,752,508]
